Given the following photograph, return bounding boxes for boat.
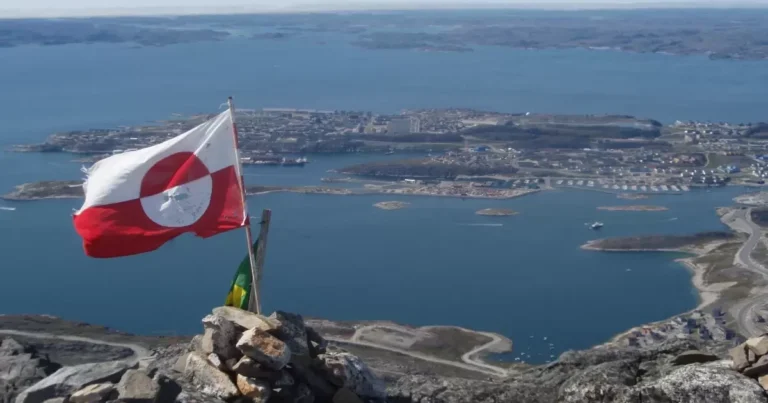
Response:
[590,222,604,230]
[385,150,395,155]
[281,157,307,167]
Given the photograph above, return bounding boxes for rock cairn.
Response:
[12,307,386,403]
[178,307,387,403]
[730,334,768,389]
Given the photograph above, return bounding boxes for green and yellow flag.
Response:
[224,239,257,310]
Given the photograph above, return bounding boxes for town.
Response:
[10,108,768,196]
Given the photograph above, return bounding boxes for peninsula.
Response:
[597,205,668,212]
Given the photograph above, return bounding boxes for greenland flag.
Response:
[73,111,247,258]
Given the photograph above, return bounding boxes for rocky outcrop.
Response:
[0,338,60,403]
[390,338,768,403]
[14,360,133,403]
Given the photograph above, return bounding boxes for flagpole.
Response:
[227,96,262,315]
[254,209,272,304]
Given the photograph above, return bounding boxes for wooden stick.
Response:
[254,209,272,306]
[226,96,262,314]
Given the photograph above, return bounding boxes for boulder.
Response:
[760,374,768,391]
[746,336,768,356]
[231,357,274,379]
[0,338,27,356]
[315,352,386,400]
[211,307,279,332]
[172,353,190,374]
[41,399,66,403]
[152,372,182,403]
[269,312,310,358]
[206,354,225,371]
[182,353,239,400]
[274,370,295,387]
[0,339,61,403]
[286,357,335,399]
[236,328,291,370]
[235,375,271,402]
[201,315,241,360]
[730,343,751,372]
[69,383,115,403]
[333,388,364,403]
[306,327,327,358]
[293,383,314,403]
[15,360,134,403]
[115,369,158,403]
[670,350,719,366]
[749,349,757,364]
[744,355,768,378]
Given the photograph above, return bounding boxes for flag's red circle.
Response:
[140,152,210,198]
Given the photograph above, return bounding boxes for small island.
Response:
[597,205,668,212]
[374,201,409,210]
[581,231,734,251]
[617,193,649,200]
[476,208,518,216]
[2,181,83,201]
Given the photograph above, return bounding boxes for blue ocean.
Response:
[0,30,765,363]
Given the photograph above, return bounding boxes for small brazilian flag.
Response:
[225,239,257,310]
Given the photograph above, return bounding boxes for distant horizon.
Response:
[2,0,768,19]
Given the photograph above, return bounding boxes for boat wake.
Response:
[462,223,503,227]
[0,206,17,211]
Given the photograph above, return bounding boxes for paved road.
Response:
[0,329,151,365]
[330,324,508,377]
[728,208,768,337]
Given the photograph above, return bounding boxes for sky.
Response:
[1,0,767,18]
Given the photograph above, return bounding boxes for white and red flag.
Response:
[73,111,247,258]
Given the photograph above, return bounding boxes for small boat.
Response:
[385,150,394,155]
[590,222,604,230]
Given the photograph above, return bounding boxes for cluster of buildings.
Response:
[620,309,740,349]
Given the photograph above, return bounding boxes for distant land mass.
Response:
[3,10,768,60]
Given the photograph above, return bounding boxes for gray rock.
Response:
[69,382,115,403]
[747,336,768,356]
[0,339,27,356]
[274,370,295,387]
[629,365,766,403]
[333,388,363,403]
[731,343,751,372]
[268,311,310,358]
[235,375,270,402]
[671,350,719,366]
[749,349,757,364]
[205,354,224,371]
[316,352,386,400]
[200,315,240,361]
[293,383,314,403]
[41,398,66,403]
[236,328,291,370]
[558,360,638,403]
[0,339,60,403]
[231,357,273,379]
[211,307,279,332]
[744,355,768,378]
[172,354,190,374]
[152,373,182,403]
[115,369,158,403]
[305,327,327,358]
[15,360,133,403]
[182,353,239,400]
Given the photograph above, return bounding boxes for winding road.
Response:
[327,324,509,377]
[726,208,768,337]
[0,329,151,365]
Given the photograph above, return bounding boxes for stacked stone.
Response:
[730,334,768,389]
[178,307,386,403]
